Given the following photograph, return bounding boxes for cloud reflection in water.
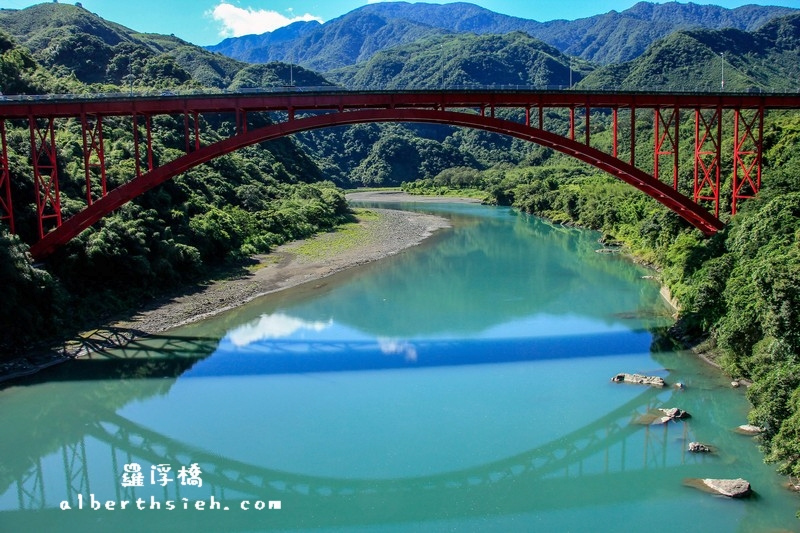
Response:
[227,313,333,347]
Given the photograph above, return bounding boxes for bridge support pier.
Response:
[654,107,680,190]
[693,107,722,218]
[81,114,107,205]
[28,116,62,239]
[733,107,764,215]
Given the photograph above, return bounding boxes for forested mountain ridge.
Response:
[0,2,333,91]
[326,31,592,89]
[580,13,800,91]
[206,1,798,69]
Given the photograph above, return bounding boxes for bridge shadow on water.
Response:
[9,327,659,383]
[184,328,657,377]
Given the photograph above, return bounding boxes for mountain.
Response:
[210,9,450,73]
[0,3,332,90]
[531,1,797,64]
[327,31,592,89]
[208,20,321,64]
[580,13,800,91]
[207,1,798,70]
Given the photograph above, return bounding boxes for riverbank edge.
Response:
[0,194,474,384]
[485,196,730,373]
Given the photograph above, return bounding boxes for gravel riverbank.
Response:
[110,205,452,335]
[1,194,466,382]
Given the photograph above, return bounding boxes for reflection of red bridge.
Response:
[6,388,691,531]
[1,90,798,258]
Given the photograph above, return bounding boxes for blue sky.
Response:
[4,0,799,46]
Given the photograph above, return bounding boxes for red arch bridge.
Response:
[0,89,798,259]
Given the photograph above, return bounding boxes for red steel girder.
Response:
[693,107,722,218]
[81,113,107,205]
[0,120,13,233]
[732,107,763,215]
[7,90,790,257]
[3,91,800,120]
[654,107,680,189]
[28,116,61,238]
[29,109,724,259]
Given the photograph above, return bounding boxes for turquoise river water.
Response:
[1,201,798,532]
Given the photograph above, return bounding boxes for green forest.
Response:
[2,0,800,500]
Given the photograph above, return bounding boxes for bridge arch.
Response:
[29,108,724,259]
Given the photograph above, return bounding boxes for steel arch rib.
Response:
[29,109,724,259]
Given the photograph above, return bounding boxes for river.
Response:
[0,201,797,532]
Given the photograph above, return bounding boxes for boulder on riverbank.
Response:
[684,478,752,498]
[611,373,666,387]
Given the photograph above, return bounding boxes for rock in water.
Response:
[702,478,751,498]
[688,442,712,453]
[659,407,690,419]
[736,424,763,435]
[611,373,666,387]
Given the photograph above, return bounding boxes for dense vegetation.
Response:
[0,10,347,354]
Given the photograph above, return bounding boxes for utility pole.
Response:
[721,52,725,92]
[570,57,573,89]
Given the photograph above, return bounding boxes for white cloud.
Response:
[208,2,323,38]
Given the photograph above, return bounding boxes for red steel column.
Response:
[732,107,764,215]
[538,103,544,130]
[184,112,191,153]
[630,107,636,166]
[569,106,575,141]
[28,116,62,238]
[132,114,154,176]
[0,120,13,233]
[133,113,141,178]
[81,113,107,205]
[145,115,154,172]
[584,105,590,146]
[693,107,722,218]
[183,111,201,152]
